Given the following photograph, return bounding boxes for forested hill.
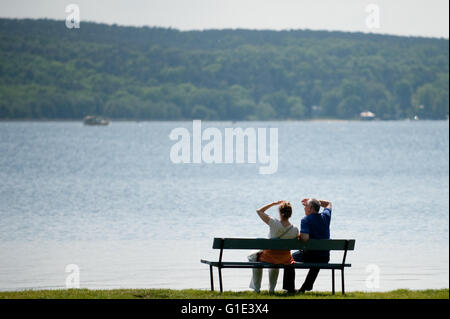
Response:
[0,18,448,120]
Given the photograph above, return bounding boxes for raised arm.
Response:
[256,200,284,225]
[318,199,332,210]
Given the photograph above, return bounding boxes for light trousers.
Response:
[249,268,279,293]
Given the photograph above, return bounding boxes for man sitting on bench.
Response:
[282,198,332,293]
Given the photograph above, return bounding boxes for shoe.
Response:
[299,285,313,292]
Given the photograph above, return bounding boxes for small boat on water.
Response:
[360,111,376,121]
[83,115,110,126]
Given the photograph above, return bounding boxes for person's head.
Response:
[279,201,293,221]
[303,198,321,216]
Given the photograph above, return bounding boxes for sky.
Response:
[0,0,448,38]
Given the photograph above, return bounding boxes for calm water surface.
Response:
[0,121,448,291]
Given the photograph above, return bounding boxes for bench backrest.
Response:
[212,238,356,251]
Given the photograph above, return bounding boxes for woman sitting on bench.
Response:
[249,201,299,293]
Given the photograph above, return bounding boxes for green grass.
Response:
[0,289,448,299]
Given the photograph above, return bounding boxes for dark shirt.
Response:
[300,208,332,259]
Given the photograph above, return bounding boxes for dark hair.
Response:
[279,202,292,219]
[309,198,321,213]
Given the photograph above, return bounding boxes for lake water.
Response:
[0,120,448,292]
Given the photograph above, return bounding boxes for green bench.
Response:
[201,238,355,294]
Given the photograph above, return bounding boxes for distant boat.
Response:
[360,111,376,121]
[83,116,110,126]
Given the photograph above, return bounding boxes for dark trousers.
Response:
[283,250,330,292]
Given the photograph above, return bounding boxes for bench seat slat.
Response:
[201,259,351,269]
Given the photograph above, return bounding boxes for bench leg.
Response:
[332,269,335,295]
[209,265,214,291]
[341,269,345,295]
[218,267,223,293]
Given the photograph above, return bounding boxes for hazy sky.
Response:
[0,0,448,38]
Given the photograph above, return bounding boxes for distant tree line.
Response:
[0,18,448,120]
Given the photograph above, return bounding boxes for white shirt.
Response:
[268,217,299,239]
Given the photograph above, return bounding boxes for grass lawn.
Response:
[0,289,448,299]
